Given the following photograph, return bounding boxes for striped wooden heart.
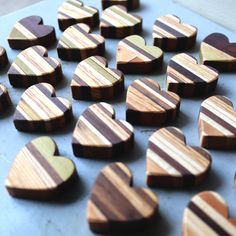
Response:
[0,46,8,69]
[72,102,134,158]
[57,0,99,31]
[57,23,105,61]
[87,162,158,233]
[0,84,11,113]
[199,96,236,149]
[102,0,140,10]
[8,16,56,49]
[126,78,180,125]
[100,5,142,38]
[5,137,77,200]
[71,56,124,100]
[8,46,62,88]
[183,191,236,236]
[167,53,219,97]
[13,83,73,132]
[153,14,197,51]
[201,33,236,72]
[117,35,163,73]
[146,127,211,187]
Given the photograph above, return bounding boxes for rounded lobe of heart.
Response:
[183,191,236,236]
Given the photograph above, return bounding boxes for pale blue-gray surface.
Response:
[0,1,236,236]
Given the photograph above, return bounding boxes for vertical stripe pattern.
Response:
[71,56,124,100]
[146,127,211,187]
[87,162,158,233]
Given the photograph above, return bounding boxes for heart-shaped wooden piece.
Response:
[102,0,140,10]
[87,162,158,233]
[200,33,236,72]
[146,127,211,187]
[57,23,105,61]
[0,84,11,114]
[5,137,77,200]
[0,46,8,69]
[8,46,62,88]
[153,15,197,51]
[126,78,180,125]
[117,35,163,73]
[183,191,236,236]
[71,56,124,100]
[167,53,219,97]
[72,102,134,158]
[100,5,142,38]
[8,16,56,49]
[57,0,99,31]
[13,83,73,132]
[199,96,236,149]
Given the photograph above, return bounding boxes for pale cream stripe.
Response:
[193,196,236,235]
[167,69,194,84]
[148,149,181,176]
[11,22,36,39]
[153,25,176,38]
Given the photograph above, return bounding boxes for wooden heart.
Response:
[183,191,236,236]
[5,137,77,200]
[8,16,56,49]
[8,46,62,88]
[72,102,134,158]
[199,95,236,149]
[13,83,73,132]
[87,162,158,233]
[153,14,197,51]
[146,127,211,187]
[0,84,11,114]
[57,23,105,61]
[71,56,124,100]
[102,0,140,10]
[200,33,236,72]
[117,35,163,73]
[57,0,99,31]
[100,5,142,38]
[126,78,180,125]
[0,46,8,69]
[167,53,219,97]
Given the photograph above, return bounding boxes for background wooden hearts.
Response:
[8,15,56,49]
[13,83,73,132]
[5,137,77,199]
[72,102,134,158]
[102,0,140,10]
[0,84,11,113]
[71,56,124,100]
[8,46,62,87]
[87,162,158,233]
[146,127,211,187]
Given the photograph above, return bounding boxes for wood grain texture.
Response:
[200,33,236,72]
[117,35,163,74]
[153,15,197,51]
[0,46,8,69]
[102,0,140,10]
[100,5,142,38]
[167,53,219,97]
[13,83,73,132]
[57,23,105,61]
[0,84,11,114]
[87,162,158,233]
[71,56,124,100]
[147,127,211,187]
[183,191,236,236]
[5,137,77,200]
[57,0,99,31]
[8,15,56,49]
[72,102,134,158]
[126,78,180,125]
[199,96,236,149]
[8,46,62,88]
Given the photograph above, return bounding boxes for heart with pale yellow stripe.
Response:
[5,137,77,200]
